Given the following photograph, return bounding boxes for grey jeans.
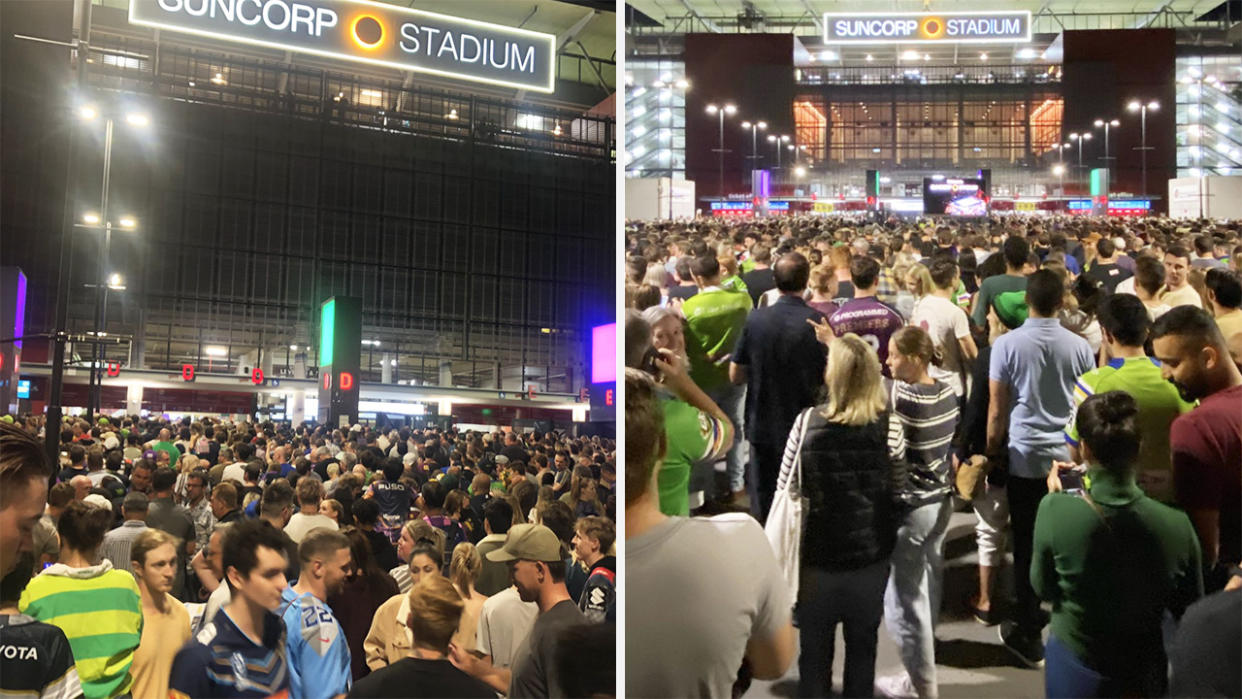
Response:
[883,497,954,699]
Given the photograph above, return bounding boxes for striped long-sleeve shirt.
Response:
[888,378,959,506]
[18,561,142,699]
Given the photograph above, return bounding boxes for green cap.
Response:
[0,415,13,424]
[992,290,1029,330]
[98,417,110,425]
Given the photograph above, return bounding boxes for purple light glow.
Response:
[590,323,616,384]
[14,271,26,350]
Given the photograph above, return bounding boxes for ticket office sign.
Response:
[130,0,556,92]
[823,11,1031,44]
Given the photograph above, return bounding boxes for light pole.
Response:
[706,103,736,201]
[768,134,790,170]
[740,120,767,170]
[75,102,148,421]
[1128,99,1160,196]
[1052,163,1066,196]
[1052,141,1071,168]
[1093,117,1120,184]
[1069,131,1092,183]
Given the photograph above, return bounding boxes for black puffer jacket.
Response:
[799,409,904,571]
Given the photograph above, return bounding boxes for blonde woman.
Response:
[807,264,840,316]
[716,243,749,296]
[173,453,200,504]
[390,520,446,593]
[448,543,488,653]
[775,333,906,698]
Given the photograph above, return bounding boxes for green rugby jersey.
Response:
[1065,356,1194,502]
[682,287,752,391]
[659,396,730,517]
[19,561,142,699]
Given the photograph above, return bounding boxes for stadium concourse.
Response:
[624,212,1242,698]
[0,416,616,698]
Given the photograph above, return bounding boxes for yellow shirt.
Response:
[131,594,191,699]
[1216,309,1242,342]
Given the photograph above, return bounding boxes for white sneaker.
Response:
[874,673,919,699]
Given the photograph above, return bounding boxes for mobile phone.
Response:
[1060,466,1086,493]
[640,346,662,377]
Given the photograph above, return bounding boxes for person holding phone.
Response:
[624,310,734,517]
[1036,391,1203,698]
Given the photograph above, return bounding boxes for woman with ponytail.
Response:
[874,325,961,699]
[448,543,488,653]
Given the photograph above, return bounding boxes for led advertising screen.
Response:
[923,177,987,217]
[590,323,616,384]
[589,323,616,422]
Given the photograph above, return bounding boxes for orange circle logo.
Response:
[351,15,384,50]
[920,16,945,40]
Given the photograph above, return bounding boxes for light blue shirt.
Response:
[990,317,1095,479]
[279,586,352,699]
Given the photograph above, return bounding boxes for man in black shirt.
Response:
[666,256,699,302]
[0,561,81,699]
[742,244,776,306]
[500,433,529,466]
[56,444,87,484]
[1084,237,1134,294]
[729,252,828,522]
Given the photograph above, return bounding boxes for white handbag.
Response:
[764,408,811,605]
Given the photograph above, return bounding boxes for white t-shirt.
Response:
[911,295,972,397]
[475,587,538,669]
[220,462,247,485]
[283,512,339,544]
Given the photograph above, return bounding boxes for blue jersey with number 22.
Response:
[279,587,352,699]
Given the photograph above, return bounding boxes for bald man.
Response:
[70,475,92,501]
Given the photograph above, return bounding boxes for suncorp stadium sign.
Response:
[129,0,556,92]
[824,11,1031,44]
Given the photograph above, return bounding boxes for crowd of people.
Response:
[625,213,1241,698]
[0,414,616,698]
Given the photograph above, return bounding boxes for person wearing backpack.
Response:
[1036,391,1203,697]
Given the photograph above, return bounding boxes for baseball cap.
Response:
[402,452,417,465]
[992,290,1029,330]
[83,494,112,510]
[494,455,510,465]
[485,524,563,563]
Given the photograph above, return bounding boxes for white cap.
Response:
[83,494,112,510]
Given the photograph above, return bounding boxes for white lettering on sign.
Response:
[946,17,1024,38]
[825,11,1030,44]
[398,25,536,73]
[0,645,38,660]
[833,18,917,38]
[156,0,337,35]
[131,0,555,91]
